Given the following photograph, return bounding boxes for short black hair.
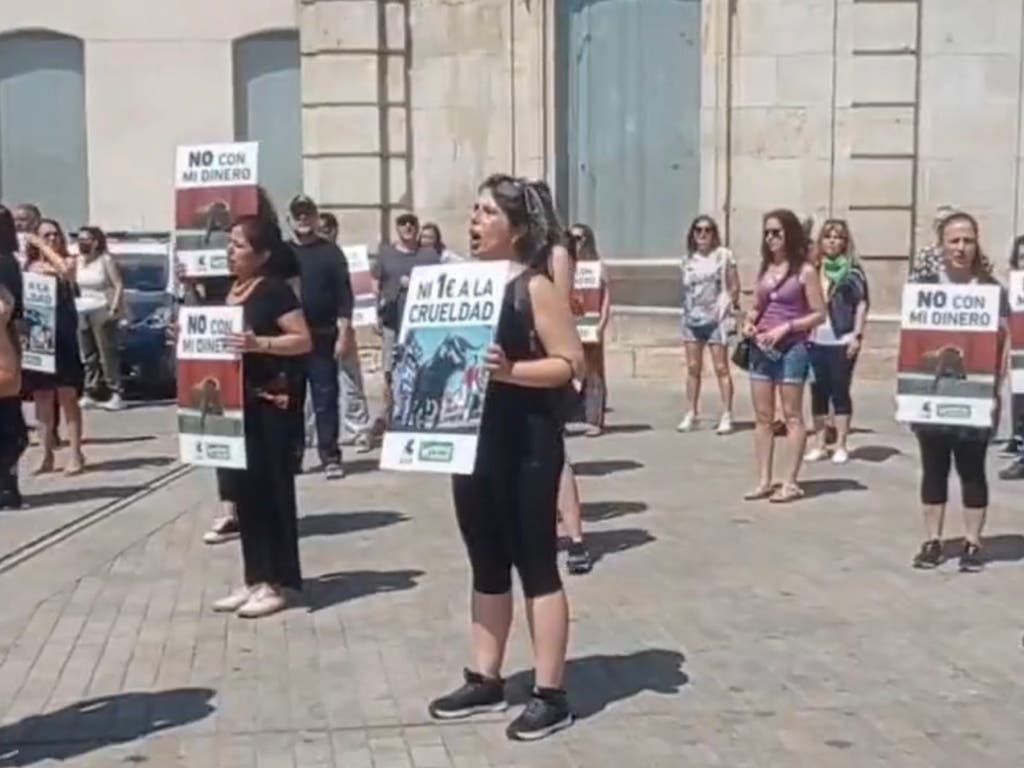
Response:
[395,212,419,228]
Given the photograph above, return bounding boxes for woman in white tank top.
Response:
[75,227,124,409]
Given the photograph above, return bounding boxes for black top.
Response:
[240,278,301,393]
[291,237,353,331]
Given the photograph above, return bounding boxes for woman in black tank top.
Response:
[427,175,584,741]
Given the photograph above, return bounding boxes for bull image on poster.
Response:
[343,244,378,327]
[896,282,1004,428]
[174,142,259,278]
[381,261,511,474]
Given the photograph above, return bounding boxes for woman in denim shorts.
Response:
[740,209,826,503]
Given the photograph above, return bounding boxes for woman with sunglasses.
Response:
[567,223,609,437]
[804,220,869,464]
[678,215,739,433]
[22,220,86,475]
[741,210,825,503]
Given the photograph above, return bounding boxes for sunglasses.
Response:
[694,225,714,234]
[397,220,417,228]
[764,228,783,239]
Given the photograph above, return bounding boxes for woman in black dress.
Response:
[0,205,26,509]
[211,215,311,619]
[23,220,85,475]
[428,175,584,741]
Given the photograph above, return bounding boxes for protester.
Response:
[75,226,125,410]
[568,223,610,437]
[0,206,26,509]
[741,209,825,503]
[428,175,582,740]
[535,186,592,575]
[22,221,86,476]
[910,212,1006,572]
[678,215,739,434]
[998,232,1024,479]
[13,203,41,264]
[317,211,373,452]
[211,215,311,618]
[288,195,354,479]
[804,220,869,464]
[420,222,463,263]
[372,213,440,421]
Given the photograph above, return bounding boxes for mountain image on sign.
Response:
[390,326,490,433]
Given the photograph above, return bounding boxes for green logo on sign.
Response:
[419,441,454,463]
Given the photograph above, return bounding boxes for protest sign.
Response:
[174,142,259,277]
[381,261,510,474]
[21,273,57,373]
[896,282,1002,428]
[1008,270,1024,393]
[572,261,603,344]
[344,244,378,327]
[176,306,246,468]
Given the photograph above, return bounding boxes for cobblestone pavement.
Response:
[2,377,1024,767]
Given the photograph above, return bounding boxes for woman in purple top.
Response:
[740,209,825,503]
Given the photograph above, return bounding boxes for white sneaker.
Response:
[79,394,97,409]
[832,448,850,464]
[676,412,697,432]
[237,586,287,619]
[101,394,124,411]
[715,413,734,435]
[212,586,252,613]
[804,448,829,462]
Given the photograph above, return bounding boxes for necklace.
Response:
[227,276,262,305]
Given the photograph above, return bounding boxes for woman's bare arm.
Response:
[549,244,574,302]
[495,274,584,388]
[256,309,312,356]
[793,263,826,332]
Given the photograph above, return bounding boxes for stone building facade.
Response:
[3,0,1024,357]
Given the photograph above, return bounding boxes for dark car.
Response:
[106,235,176,396]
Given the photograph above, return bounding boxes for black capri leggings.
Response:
[809,343,855,417]
[452,424,564,599]
[917,432,989,508]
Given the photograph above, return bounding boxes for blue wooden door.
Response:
[557,0,700,259]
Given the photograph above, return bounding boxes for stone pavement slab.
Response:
[1,377,1024,766]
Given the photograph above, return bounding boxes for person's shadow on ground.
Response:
[573,459,644,477]
[0,688,215,766]
[507,649,688,719]
[307,569,424,612]
[585,528,657,564]
[942,534,1024,564]
[299,510,407,539]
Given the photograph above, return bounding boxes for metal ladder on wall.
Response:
[846,0,923,271]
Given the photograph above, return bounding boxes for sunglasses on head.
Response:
[764,228,783,239]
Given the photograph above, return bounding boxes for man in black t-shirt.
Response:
[289,195,354,480]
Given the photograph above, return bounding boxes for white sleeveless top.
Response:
[75,254,112,313]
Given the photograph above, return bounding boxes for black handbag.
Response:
[731,297,768,372]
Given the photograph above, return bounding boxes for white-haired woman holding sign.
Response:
[908,212,1008,572]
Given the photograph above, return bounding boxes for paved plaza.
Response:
[1,376,1024,767]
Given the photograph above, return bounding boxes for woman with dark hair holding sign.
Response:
[210,215,311,618]
[427,175,583,741]
[910,212,1007,572]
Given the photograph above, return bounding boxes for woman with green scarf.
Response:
[804,220,869,464]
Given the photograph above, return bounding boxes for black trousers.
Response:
[809,343,855,417]
[917,432,989,508]
[306,330,341,465]
[0,397,26,496]
[236,401,302,590]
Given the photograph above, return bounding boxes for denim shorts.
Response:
[681,320,728,345]
[749,341,810,384]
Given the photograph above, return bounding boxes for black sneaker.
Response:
[428,669,506,720]
[506,688,573,741]
[566,541,593,575]
[912,539,943,569]
[324,462,345,480]
[0,489,23,511]
[999,459,1024,481]
[959,542,984,573]
[1001,437,1021,456]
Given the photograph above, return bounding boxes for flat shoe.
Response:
[212,587,252,613]
[237,591,287,619]
[769,484,804,504]
[743,485,776,501]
